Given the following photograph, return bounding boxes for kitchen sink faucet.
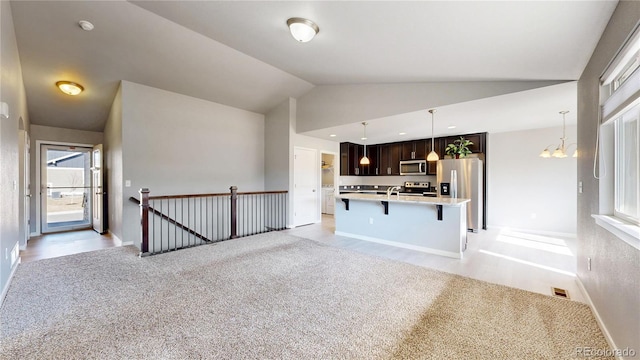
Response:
[386,186,401,199]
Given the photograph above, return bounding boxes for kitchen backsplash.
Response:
[339,175,436,186]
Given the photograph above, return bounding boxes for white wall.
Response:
[103,84,123,241]
[0,0,30,302]
[487,126,577,236]
[119,81,265,247]
[577,0,640,353]
[264,98,292,192]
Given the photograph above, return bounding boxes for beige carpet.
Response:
[1,232,609,359]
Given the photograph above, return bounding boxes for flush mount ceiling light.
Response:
[540,110,577,158]
[56,81,84,96]
[78,20,94,31]
[360,122,370,165]
[287,17,319,42]
[427,109,440,162]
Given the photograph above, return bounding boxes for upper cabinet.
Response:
[401,140,427,160]
[439,132,486,154]
[378,143,402,175]
[340,132,486,176]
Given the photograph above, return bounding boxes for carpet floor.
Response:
[1,232,609,359]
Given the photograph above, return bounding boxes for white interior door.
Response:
[92,144,105,233]
[294,147,318,226]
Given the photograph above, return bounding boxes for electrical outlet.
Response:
[587,257,592,271]
[369,217,373,224]
[578,181,583,194]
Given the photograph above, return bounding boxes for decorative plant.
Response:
[444,137,474,158]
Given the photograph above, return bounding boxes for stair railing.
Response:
[132,186,287,256]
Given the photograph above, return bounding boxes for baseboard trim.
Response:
[575,277,620,358]
[109,232,133,246]
[486,225,577,239]
[29,232,40,237]
[334,231,462,259]
[0,258,21,308]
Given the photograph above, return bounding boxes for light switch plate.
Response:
[125,180,131,187]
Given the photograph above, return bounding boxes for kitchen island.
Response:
[335,193,470,259]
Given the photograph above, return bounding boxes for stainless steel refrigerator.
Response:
[437,158,483,232]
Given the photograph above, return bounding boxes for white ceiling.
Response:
[302,81,578,144]
[9,1,617,134]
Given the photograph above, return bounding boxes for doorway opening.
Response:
[321,152,337,222]
[41,144,93,233]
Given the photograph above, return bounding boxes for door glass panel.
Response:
[43,146,92,232]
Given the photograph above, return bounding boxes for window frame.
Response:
[596,22,640,248]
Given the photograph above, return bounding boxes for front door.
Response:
[293,147,318,226]
[41,144,93,233]
[91,144,105,233]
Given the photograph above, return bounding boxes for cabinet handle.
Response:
[387,167,391,175]
[375,168,378,175]
[412,151,415,159]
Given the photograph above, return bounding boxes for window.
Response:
[613,103,639,224]
[596,23,640,247]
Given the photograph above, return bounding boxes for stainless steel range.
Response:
[400,181,437,197]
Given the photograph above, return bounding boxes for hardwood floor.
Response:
[20,230,118,263]
[284,214,584,303]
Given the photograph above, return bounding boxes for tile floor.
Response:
[284,214,584,303]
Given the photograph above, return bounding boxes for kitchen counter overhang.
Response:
[334,193,469,259]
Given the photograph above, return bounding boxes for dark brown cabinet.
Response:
[340,132,486,177]
[361,144,377,176]
[401,140,427,160]
[425,138,440,175]
[340,142,364,175]
[439,133,485,155]
[378,143,402,175]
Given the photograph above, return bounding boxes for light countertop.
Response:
[335,193,470,206]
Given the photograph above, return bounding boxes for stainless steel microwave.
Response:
[399,160,427,175]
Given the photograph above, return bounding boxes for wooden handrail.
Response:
[148,190,287,200]
[136,187,288,256]
[129,196,212,251]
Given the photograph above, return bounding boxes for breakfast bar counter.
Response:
[334,193,470,259]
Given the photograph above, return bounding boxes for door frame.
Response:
[34,140,95,235]
[319,150,339,215]
[293,146,319,227]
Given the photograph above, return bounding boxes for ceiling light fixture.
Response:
[287,17,319,43]
[427,109,440,162]
[56,81,84,96]
[329,134,336,137]
[360,122,370,165]
[448,125,456,129]
[540,110,577,158]
[399,132,406,135]
[78,20,94,31]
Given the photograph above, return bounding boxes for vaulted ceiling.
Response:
[10,1,617,137]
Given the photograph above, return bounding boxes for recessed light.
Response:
[399,132,406,135]
[56,81,84,96]
[448,125,456,129]
[78,20,94,31]
[329,134,336,137]
[361,137,367,140]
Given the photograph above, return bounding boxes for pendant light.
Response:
[360,122,370,165]
[427,109,439,161]
[540,111,575,158]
